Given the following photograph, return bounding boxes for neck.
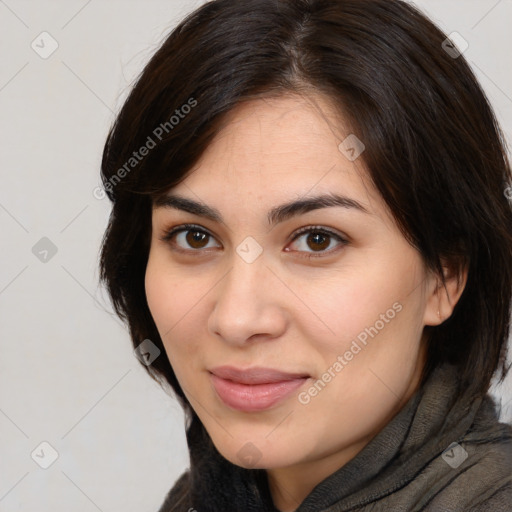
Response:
[266,436,372,512]
[266,349,428,512]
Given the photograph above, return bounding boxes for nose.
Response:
[208,253,288,346]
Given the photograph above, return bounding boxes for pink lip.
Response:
[209,366,310,412]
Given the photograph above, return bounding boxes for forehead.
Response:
[199,94,348,168]
[176,94,366,190]
[158,94,392,228]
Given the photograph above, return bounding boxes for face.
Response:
[145,94,436,476]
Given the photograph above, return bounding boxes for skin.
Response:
[145,93,467,512]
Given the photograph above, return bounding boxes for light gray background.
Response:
[1,1,511,511]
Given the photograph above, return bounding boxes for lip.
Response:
[209,366,310,412]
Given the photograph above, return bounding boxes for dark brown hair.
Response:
[99,0,512,430]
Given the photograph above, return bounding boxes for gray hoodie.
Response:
[158,362,512,511]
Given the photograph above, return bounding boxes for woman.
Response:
[98,0,512,510]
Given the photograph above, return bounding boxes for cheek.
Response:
[145,255,172,332]
[298,257,426,366]
[145,255,186,344]
[145,251,218,389]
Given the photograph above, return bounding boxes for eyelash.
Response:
[159,223,348,259]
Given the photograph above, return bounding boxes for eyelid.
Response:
[289,225,347,243]
[159,223,221,255]
[159,223,348,257]
[159,223,215,243]
[286,225,348,258]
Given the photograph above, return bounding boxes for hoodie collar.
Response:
[292,362,482,511]
[186,362,489,512]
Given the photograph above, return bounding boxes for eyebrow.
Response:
[154,192,370,226]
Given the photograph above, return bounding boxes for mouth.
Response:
[208,365,311,412]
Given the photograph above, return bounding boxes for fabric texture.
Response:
[158,363,512,511]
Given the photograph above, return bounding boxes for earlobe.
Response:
[424,260,468,326]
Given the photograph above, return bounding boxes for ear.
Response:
[423,258,468,326]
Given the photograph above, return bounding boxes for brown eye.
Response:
[185,230,210,249]
[306,232,330,251]
[287,227,348,258]
[160,224,221,252]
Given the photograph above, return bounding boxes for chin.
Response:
[208,430,298,470]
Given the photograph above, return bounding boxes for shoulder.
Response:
[157,470,192,512]
[424,416,512,511]
[466,481,512,512]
